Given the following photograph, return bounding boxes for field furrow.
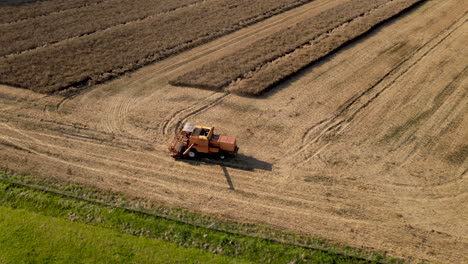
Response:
[0,0,315,93]
[170,0,425,94]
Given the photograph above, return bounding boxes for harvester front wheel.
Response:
[219,153,226,160]
[188,150,197,159]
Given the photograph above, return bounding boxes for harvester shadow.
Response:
[179,153,272,172]
[221,165,235,190]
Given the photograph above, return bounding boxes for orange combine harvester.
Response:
[169,123,238,159]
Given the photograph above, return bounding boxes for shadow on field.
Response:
[254,0,429,98]
[221,165,235,190]
[180,154,272,190]
[180,153,272,172]
[0,0,40,6]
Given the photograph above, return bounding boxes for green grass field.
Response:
[0,206,248,264]
[0,172,400,264]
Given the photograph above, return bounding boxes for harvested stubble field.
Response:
[1,0,467,263]
[171,0,424,94]
[0,0,315,93]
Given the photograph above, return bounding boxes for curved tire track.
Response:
[286,13,467,165]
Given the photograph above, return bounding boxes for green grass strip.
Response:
[0,205,249,264]
[0,171,402,263]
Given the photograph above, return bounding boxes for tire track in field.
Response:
[161,93,228,135]
[3,124,463,213]
[0,123,391,223]
[95,0,341,138]
[2,133,329,210]
[0,134,177,201]
[9,122,259,181]
[0,125,358,221]
[99,7,331,141]
[282,0,462,161]
[0,123,190,201]
[5,124,436,231]
[101,87,141,136]
[103,93,141,137]
[285,13,467,165]
[391,66,467,152]
[333,16,466,130]
[9,121,462,203]
[21,118,465,205]
[0,120,354,212]
[156,0,343,136]
[101,80,222,137]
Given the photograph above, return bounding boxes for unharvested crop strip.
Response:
[170,0,390,90]
[0,0,205,57]
[0,0,316,93]
[171,0,426,95]
[229,0,427,95]
[0,0,106,24]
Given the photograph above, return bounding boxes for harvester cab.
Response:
[169,123,238,159]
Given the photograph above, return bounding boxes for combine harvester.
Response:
[169,123,238,160]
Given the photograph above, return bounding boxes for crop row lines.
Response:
[171,0,427,95]
[0,0,316,93]
[0,0,108,25]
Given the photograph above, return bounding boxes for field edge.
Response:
[0,170,406,264]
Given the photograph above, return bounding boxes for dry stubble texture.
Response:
[0,0,466,261]
[0,0,315,93]
[0,0,103,24]
[0,0,202,56]
[171,0,426,95]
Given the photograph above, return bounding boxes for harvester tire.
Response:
[188,150,197,159]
